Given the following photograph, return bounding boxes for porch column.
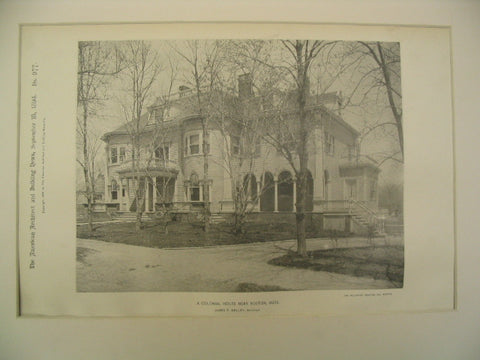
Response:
[274,179,278,212]
[171,177,177,204]
[153,176,157,211]
[126,178,131,210]
[105,145,110,202]
[119,179,123,211]
[185,183,190,202]
[363,169,367,202]
[293,178,297,212]
[145,179,149,212]
[256,180,261,210]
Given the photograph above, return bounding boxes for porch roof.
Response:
[116,159,179,178]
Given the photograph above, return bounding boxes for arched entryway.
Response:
[260,172,274,211]
[278,170,294,212]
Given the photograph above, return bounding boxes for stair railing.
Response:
[348,199,385,234]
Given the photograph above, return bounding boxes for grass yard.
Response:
[76,218,315,248]
[269,246,404,287]
[235,282,290,292]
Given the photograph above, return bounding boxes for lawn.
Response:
[76,218,320,248]
[269,246,404,287]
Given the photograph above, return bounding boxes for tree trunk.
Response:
[376,42,403,160]
[233,201,247,235]
[294,41,309,257]
[295,174,307,256]
[134,177,143,232]
[82,102,94,233]
[202,119,210,233]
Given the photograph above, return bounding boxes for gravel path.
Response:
[77,237,401,292]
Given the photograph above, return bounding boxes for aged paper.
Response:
[18,23,454,317]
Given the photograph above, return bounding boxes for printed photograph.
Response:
[76,39,404,292]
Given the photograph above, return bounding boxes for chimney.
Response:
[238,73,253,99]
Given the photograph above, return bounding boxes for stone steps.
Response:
[209,214,227,224]
[351,212,386,237]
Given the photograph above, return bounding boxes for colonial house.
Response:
[100,75,381,233]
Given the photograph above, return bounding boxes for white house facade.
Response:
[100,77,380,232]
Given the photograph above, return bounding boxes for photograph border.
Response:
[17,21,454,318]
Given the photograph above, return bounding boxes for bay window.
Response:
[185,131,210,156]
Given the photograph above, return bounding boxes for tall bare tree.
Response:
[345,41,403,165]
[77,41,123,232]
[117,40,161,231]
[246,40,333,256]
[209,77,271,235]
[168,40,224,232]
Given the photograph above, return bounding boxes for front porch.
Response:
[110,158,179,213]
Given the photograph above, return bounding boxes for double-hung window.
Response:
[185,132,209,156]
[111,180,118,200]
[189,134,200,155]
[189,173,201,202]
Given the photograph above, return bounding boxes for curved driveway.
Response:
[77,237,399,292]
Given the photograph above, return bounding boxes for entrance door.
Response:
[345,179,357,200]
